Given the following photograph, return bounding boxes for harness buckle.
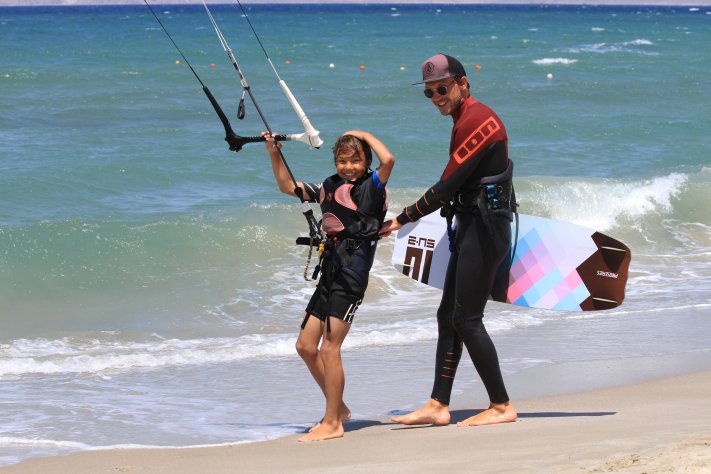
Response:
[484,184,501,210]
[342,239,360,250]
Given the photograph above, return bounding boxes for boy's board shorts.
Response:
[302,271,366,328]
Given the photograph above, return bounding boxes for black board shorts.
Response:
[303,271,365,326]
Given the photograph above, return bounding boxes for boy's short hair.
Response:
[332,135,373,168]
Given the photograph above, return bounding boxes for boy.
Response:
[264,130,394,441]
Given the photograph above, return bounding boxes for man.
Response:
[380,53,517,426]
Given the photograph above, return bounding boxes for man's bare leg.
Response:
[390,398,451,425]
[456,402,517,427]
[295,316,351,432]
[299,318,350,442]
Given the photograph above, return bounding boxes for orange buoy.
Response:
[359,65,365,71]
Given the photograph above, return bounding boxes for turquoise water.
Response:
[1,3,710,466]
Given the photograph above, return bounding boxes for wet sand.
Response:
[4,365,710,473]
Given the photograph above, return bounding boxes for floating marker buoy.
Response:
[359,65,365,71]
[329,63,335,68]
[475,64,481,70]
[284,59,291,65]
[210,63,215,68]
[547,73,553,80]
[175,60,180,65]
[400,66,406,70]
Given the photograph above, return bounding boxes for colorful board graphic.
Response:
[392,212,631,311]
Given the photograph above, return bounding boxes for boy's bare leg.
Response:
[456,402,517,426]
[299,318,350,442]
[295,316,351,432]
[390,398,451,425]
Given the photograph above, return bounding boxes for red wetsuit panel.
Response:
[397,96,508,225]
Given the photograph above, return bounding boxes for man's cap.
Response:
[414,54,467,85]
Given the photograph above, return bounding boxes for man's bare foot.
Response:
[308,404,351,432]
[456,402,517,427]
[298,421,344,442]
[390,399,450,425]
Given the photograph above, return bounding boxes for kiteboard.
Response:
[392,212,631,311]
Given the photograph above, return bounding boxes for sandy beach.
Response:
[4,360,710,473]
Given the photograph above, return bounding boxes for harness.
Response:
[298,172,385,282]
[443,159,518,249]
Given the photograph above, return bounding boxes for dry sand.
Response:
[3,368,710,473]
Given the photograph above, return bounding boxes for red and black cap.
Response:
[413,53,467,85]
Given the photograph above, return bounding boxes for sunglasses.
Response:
[423,82,454,98]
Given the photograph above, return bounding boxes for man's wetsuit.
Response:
[395,96,512,405]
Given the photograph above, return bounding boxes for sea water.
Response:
[1,3,710,466]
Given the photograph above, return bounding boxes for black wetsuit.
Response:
[396,96,512,405]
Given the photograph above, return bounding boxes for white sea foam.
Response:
[0,307,545,377]
[0,438,90,449]
[525,173,688,231]
[563,39,656,55]
[532,58,578,65]
[604,303,711,317]
[0,332,400,377]
[0,437,249,452]
[0,328,412,376]
[624,39,654,46]
[0,335,298,376]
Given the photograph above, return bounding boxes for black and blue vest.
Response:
[317,172,387,286]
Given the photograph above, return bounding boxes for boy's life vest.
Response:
[308,171,388,286]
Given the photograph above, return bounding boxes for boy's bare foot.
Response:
[308,404,351,432]
[299,421,344,442]
[456,402,517,427]
[390,399,450,425]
